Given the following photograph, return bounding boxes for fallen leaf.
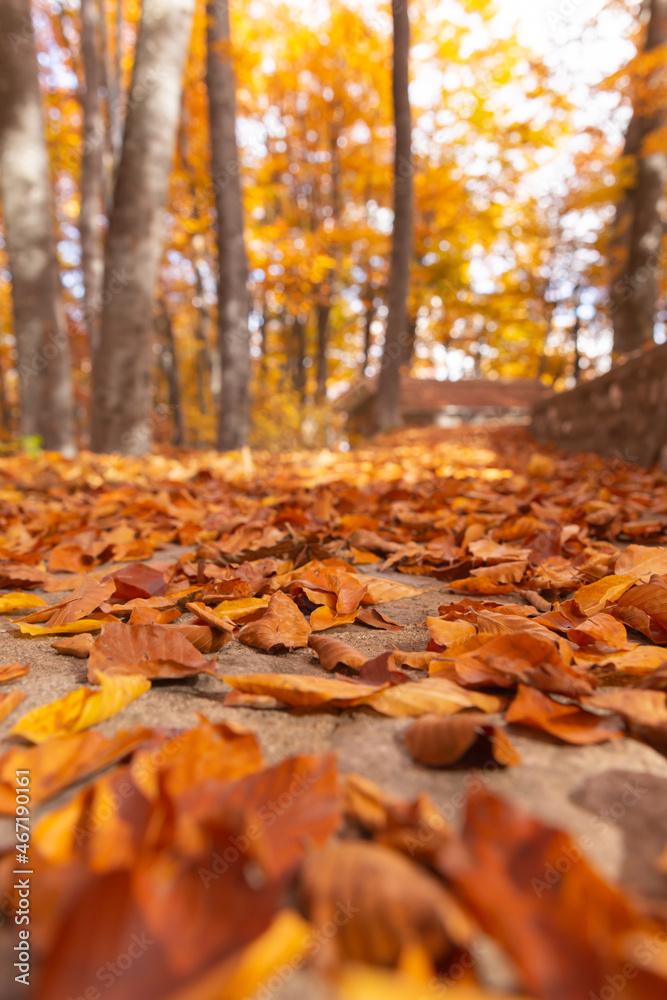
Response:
[0,689,25,722]
[301,840,473,967]
[404,712,521,767]
[308,633,368,671]
[506,684,624,744]
[0,661,29,682]
[365,677,506,717]
[237,591,311,652]
[223,672,385,708]
[10,671,151,742]
[355,607,404,630]
[51,633,95,657]
[87,622,215,680]
[0,592,47,613]
[0,727,153,813]
[14,618,103,636]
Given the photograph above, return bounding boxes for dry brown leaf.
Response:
[0,661,29,682]
[51,633,95,657]
[308,633,368,671]
[506,684,624,745]
[88,622,215,680]
[237,590,311,652]
[404,712,521,767]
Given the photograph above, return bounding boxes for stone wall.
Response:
[531,343,667,467]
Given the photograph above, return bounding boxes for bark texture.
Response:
[90,0,195,454]
[206,0,251,451]
[610,0,667,354]
[375,0,413,432]
[79,0,106,353]
[0,0,75,452]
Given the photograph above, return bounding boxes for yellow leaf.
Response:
[10,671,150,743]
[0,592,47,613]
[570,575,636,615]
[15,619,103,636]
[211,596,270,620]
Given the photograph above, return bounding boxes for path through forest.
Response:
[2,426,667,999]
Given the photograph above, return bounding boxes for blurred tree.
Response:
[0,0,75,452]
[609,0,667,353]
[79,0,106,352]
[375,0,413,433]
[206,0,250,451]
[91,0,196,453]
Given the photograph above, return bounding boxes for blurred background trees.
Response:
[0,0,663,453]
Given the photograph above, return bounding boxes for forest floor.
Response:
[1,425,667,1000]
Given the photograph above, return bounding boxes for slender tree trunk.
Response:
[0,0,75,453]
[361,289,375,371]
[293,315,306,403]
[375,0,412,432]
[400,313,417,371]
[90,0,195,454]
[316,301,330,402]
[206,0,250,451]
[79,0,106,353]
[610,0,667,354]
[156,300,184,446]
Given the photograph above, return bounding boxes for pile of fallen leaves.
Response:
[1,426,667,999]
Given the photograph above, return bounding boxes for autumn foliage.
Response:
[0,426,664,996]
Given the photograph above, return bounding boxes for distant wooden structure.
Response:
[337,375,549,437]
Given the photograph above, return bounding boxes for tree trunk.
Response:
[156,300,184,446]
[79,0,106,353]
[0,0,75,453]
[316,301,330,402]
[610,0,667,354]
[206,0,250,451]
[375,0,413,432]
[90,0,195,454]
[400,313,417,371]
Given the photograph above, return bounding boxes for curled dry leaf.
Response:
[223,672,385,709]
[166,622,231,653]
[506,684,624,745]
[308,633,368,671]
[107,562,167,600]
[451,632,595,698]
[355,607,404,630]
[404,712,521,767]
[584,689,667,755]
[10,671,151,743]
[237,590,311,652]
[301,840,474,968]
[51,633,95,658]
[87,622,215,680]
[0,661,29,682]
[0,727,154,813]
[365,676,506,718]
[0,689,25,723]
